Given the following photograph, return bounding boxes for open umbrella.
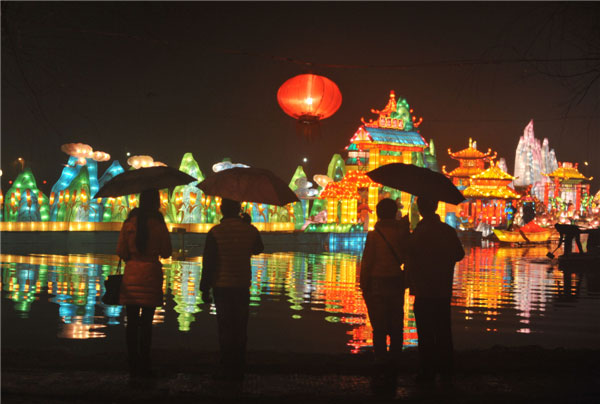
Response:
[94,166,197,198]
[198,167,299,206]
[367,163,465,205]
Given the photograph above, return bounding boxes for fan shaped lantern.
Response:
[277,74,342,138]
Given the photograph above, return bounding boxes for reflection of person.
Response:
[360,198,410,397]
[116,189,172,380]
[555,223,583,255]
[200,198,264,383]
[408,197,465,387]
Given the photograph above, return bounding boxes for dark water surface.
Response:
[2,241,600,354]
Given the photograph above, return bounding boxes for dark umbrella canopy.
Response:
[367,163,465,205]
[198,167,299,206]
[94,166,197,198]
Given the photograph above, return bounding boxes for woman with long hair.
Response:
[116,189,172,380]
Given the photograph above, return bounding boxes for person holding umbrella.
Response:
[196,166,295,384]
[200,198,264,383]
[116,189,172,381]
[95,166,194,382]
[366,163,466,389]
[408,197,464,388]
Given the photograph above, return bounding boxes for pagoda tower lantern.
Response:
[442,138,497,189]
[544,162,593,212]
[341,90,434,229]
[461,160,520,227]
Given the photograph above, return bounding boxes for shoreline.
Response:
[2,345,599,403]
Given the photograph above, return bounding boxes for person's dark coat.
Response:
[200,217,264,292]
[408,214,464,298]
[117,215,172,306]
[360,218,410,293]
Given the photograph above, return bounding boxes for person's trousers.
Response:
[214,287,250,379]
[126,305,155,375]
[413,297,453,377]
[363,278,405,364]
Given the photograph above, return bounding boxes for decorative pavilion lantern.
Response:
[277,74,342,138]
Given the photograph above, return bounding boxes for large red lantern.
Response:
[277,74,342,138]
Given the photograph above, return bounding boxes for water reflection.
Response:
[2,242,600,351]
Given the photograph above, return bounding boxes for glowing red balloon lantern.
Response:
[277,74,342,138]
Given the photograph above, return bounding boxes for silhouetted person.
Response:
[555,223,583,255]
[360,198,410,397]
[408,197,464,387]
[117,189,172,381]
[523,202,536,224]
[200,198,264,383]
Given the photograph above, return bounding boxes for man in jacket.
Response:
[200,198,264,382]
[408,197,465,387]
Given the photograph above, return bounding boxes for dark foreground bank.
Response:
[2,346,599,403]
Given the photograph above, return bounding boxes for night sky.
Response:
[2,2,599,193]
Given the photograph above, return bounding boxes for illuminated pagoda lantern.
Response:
[461,161,521,228]
[544,162,593,213]
[343,90,435,229]
[318,170,379,231]
[442,138,497,189]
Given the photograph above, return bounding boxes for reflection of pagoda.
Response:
[461,161,521,227]
[543,162,592,211]
[442,138,497,189]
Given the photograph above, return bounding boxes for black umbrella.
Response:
[366,163,465,205]
[94,166,197,198]
[198,167,299,206]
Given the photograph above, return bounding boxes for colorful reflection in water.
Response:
[2,242,599,351]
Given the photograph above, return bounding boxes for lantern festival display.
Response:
[306,90,438,232]
[3,168,49,222]
[277,73,342,138]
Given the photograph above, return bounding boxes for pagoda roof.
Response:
[342,170,379,188]
[471,163,515,181]
[544,162,592,182]
[318,170,379,200]
[448,138,496,161]
[442,166,484,178]
[350,126,427,148]
[319,181,359,200]
[463,185,521,200]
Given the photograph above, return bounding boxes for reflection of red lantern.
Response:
[277,74,342,138]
